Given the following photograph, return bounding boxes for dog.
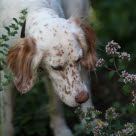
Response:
[0,0,96,136]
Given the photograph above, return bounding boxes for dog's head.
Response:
[7,18,96,107]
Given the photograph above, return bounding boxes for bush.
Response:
[75,41,136,136]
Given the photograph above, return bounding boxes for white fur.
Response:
[0,0,89,107]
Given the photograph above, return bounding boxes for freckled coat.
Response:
[0,0,96,107]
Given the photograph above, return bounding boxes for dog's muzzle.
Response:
[75,91,89,104]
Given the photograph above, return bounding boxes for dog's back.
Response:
[0,0,64,46]
[0,0,89,46]
[0,0,89,29]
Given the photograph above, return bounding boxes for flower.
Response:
[105,41,131,60]
[93,126,107,136]
[105,40,121,56]
[115,123,135,136]
[121,70,136,84]
[105,107,119,120]
[132,90,136,106]
[98,121,103,127]
[119,52,131,60]
[93,122,109,136]
[96,58,105,68]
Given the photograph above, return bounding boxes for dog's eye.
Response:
[51,66,64,71]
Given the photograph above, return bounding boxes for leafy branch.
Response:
[75,41,136,136]
[0,9,27,91]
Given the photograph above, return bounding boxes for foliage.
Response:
[90,0,136,126]
[0,9,27,91]
[91,0,136,73]
[14,80,51,136]
[75,106,136,136]
[75,41,136,136]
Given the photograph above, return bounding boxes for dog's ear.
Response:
[80,24,97,70]
[7,38,41,93]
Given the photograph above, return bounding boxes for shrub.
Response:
[75,41,136,136]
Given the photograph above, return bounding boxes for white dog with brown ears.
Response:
[0,0,96,136]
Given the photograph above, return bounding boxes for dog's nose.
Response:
[75,91,89,104]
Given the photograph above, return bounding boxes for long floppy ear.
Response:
[7,38,39,93]
[80,24,97,70]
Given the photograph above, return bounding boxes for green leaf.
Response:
[9,31,18,36]
[113,102,120,108]
[9,24,16,28]
[3,48,8,52]
[122,84,131,95]
[2,82,9,86]
[1,43,9,48]
[108,71,115,79]
[128,104,136,113]
[0,50,5,55]
[118,65,125,71]
[21,9,28,15]
[4,26,10,32]
[109,58,114,63]
[4,75,9,79]
[118,59,123,64]
[13,26,19,30]
[9,24,19,30]
[2,35,9,41]
[19,16,25,20]
[118,78,123,82]
[13,18,19,24]
[104,64,108,68]
[2,34,7,39]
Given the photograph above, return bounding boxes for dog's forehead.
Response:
[35,19,83,66]
[45,40,82,66]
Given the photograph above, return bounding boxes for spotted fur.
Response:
[2,0,96,107]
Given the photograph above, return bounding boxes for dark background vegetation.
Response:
[14,0,136,135]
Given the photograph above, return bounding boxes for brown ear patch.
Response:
[80,24,97,70]
[7,38,36,93]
